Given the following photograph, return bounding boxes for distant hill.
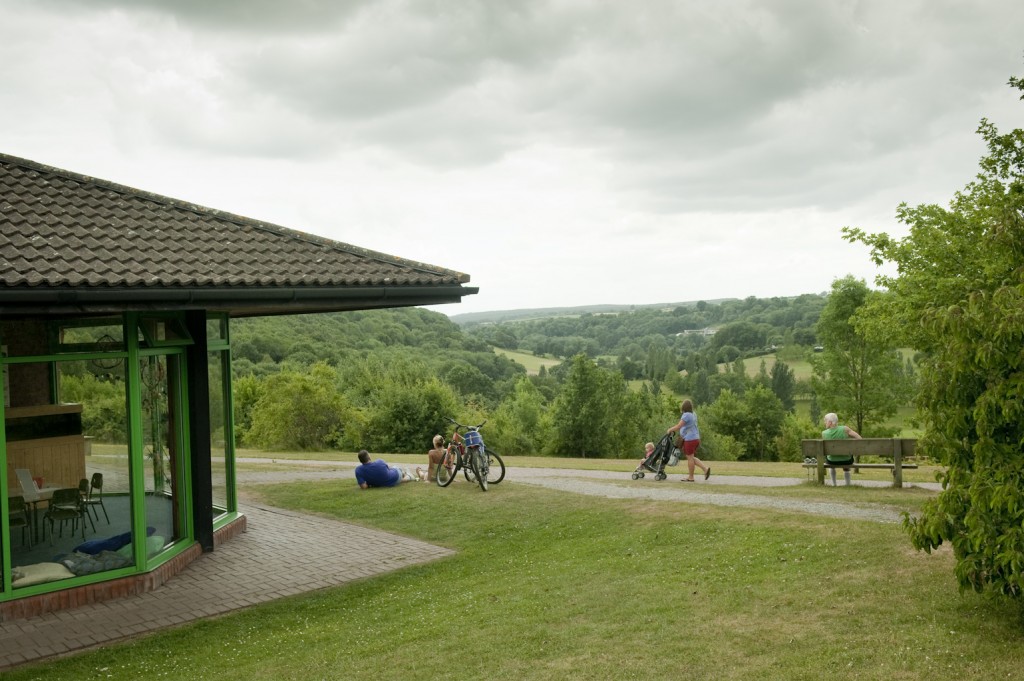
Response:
[447,299,738,326]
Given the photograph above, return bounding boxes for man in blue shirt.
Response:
[354,449,417,489]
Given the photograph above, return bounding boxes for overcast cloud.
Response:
[2,0,1022,314]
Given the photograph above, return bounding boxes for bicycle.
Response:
[435,417,506,491]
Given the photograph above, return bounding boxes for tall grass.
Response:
[8,478,1022,681]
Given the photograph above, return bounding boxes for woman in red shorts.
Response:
[667,399,710,482]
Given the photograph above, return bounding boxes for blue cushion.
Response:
[74,526,156,555]
[73,531,132,555]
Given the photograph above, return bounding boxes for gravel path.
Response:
[236,458,938,525]
[511,474,906,523]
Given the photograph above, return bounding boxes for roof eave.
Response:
[0,284,479,318]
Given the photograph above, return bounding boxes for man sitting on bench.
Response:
[822,413,862,486]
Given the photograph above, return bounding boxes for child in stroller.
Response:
[631,433,679,481]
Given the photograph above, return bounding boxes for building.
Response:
[0,152,476,619]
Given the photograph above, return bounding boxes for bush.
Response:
[245,363,350,451]
[774,412,819,462]
[697,430,743,461]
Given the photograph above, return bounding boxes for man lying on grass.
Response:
[354,449,421,489]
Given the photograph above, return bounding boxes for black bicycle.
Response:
[436,418,506,491]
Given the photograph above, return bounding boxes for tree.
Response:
[691,369,712,405]
[769,359,796,412]
[716,345,741,364]
[712,321,766,352]
[810,276,909,434]
[550,355,610,457]
[607,383,674,458]
[246,363,351,450]
[439,361,495,401]
[740,384,787,461]
[843,74,1024,598]
[231,373,263,446]
[644,341,675,381]
[755,359,770,389]
[59,371,127,443]
[489,376,551,455]
[702,385,785,461]
[702,389,747,452]
[548,354,661,458]
[808,389,821,428]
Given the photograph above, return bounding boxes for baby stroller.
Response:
[631,433,679,481]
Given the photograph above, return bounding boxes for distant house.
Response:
[0,152,476,618]
[675,327,717,337]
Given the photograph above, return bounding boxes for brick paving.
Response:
[0,502,454,671]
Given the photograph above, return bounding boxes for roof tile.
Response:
[1,153,471,295]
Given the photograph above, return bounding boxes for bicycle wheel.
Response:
[463,449,478,482]
[484,449,505,484]
[470,447,488,491]
[436,446,459,487]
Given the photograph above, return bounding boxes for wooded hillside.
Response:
[225,292,905,462]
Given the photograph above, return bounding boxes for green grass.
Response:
[735,353,814,381]
[8,469,1024,680]
[493,347,562,375]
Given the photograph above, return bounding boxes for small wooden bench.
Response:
[801,438,918,488]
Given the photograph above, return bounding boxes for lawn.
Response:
[7,464,1024,680]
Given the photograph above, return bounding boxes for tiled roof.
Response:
[0,153,475,316]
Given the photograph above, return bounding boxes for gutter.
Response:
[0,284,479,317]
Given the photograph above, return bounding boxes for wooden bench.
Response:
[801,438,918,488]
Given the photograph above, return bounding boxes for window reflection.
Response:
[209,351,230,516]
[140,355,185,554]
[6,359,134,588]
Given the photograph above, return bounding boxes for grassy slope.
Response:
[9,467,1023,681]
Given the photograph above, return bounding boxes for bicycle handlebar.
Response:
[445,416,487,431]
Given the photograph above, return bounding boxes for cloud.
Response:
[2,0,1023,315]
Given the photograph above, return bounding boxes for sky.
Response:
[1,1,1022,316]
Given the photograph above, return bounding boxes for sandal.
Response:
[704,467,711,480]
[681,478,695,482]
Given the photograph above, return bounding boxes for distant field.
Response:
[717,353,814,381]
[493,347,562,374]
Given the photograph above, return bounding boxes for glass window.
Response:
[57,319,125,353]
[5,359,133,588]
[208,350,231,515]
[139,354,187,555]
[1,318,125,357]
[139,316,192,348]
[206,315,228,346]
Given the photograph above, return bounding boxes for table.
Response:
[10,485,59,544]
